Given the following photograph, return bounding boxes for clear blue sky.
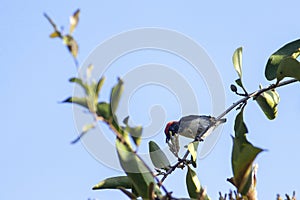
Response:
[1,1,300,199]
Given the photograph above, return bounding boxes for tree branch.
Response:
[160,78,298,184]
[92,113,174,199]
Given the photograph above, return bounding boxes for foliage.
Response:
[45,9,299,200]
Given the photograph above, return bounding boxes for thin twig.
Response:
[217,78,297,120]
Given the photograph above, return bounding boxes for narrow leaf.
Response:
[86,64,94,80]
[116,139,161,198]
[49,31,61,38]
[95,77,106,97]
[61,96,88,108]
[44,13,62,38]
[187,141,199,163]
[69,9,80,34]
[233,47,243,79]
[234,107,248,138]
[186,166,201,199]
[92,176,132,190]
[69,77,89,94]
[82,123,95,133]
[110,78,124,114]
[265,39,300,81]
[71,123,95,144]
[149,141,171,170]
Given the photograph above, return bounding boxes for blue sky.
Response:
[1,1,300,199]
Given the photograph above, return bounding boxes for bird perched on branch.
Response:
[164,115,226,143]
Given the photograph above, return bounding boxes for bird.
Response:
[164,115,226,143]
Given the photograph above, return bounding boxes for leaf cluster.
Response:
[46,9,300,200]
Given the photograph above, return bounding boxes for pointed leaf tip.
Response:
[95,76,105,97]
[69,9,80,34]
[61,96,88,108]
[149,141,171,170]
[92,176,132,190]
[110,78,124,114]
[233,47,243,79]
[116,139,161,198]
[234,107,248,137]
[186,166,201,199]
[187,142,199,163]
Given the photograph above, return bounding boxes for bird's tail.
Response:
[218,118,226,123]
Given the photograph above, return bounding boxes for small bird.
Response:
[164,115,226,143]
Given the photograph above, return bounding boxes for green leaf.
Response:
[110,78,124,114]
[69,77,89,94]
[95,76,106,97]
[69,77,98,113]
[149,141,171,170]
[69,9,80,34]
[86,64,94,80]
[92,176,132,190]
[234,107,248,138]
[231,137,263,195]
[187,141,199,163]
[49,31,61,38]
[96,102,112,121]
[231,108,263,195]
[82,123,95,133]
[44,13,62,38]
[186,166,200,198]
[123,116,143,147]
[62,35,78,58]
[235,78,243,88]
[71,123,96,144]
[129,126,143,147]
[123,116,130,125]
[61,96,88,108]
[265,39,300,81]
[116,139,161,198]
[276,56,300,82]
[233,47,243,79]
[255,87,280,120]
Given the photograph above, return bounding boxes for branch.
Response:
[216,78,298,120]
[160,78,298,184]
[92,113,174,199]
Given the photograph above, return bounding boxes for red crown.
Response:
[164,121,175,135]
